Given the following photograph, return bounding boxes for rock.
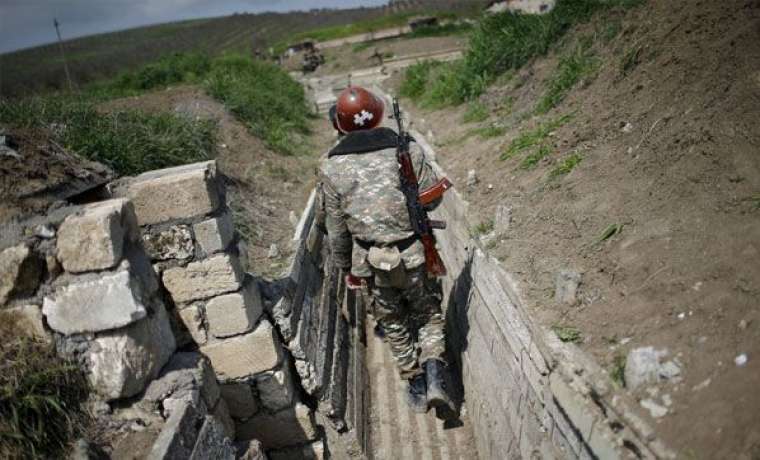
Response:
[235,440,267,460]
[148,398,204,460]
[111,161,221,226]
[640,398,668,418]
[0,135,21,159]
[142,225,194,261]
[289,211,299,228]
[194,213,235,256]
[466,169,478,187]
[494,205,512,235]
[735,353,748,367]
[554,270,582,304]
[34,224,55,239]
[268,244,280,259]
[162,254,243,303]
[87,304,176,400]
[177,304,208,345]
[255,363,296,412]
[43,265,149,334]
[56,199,138,273]
[205,278,263,339]
[5,304,49,341]
[220,383,259,420]
[212,398,236,439]
[189,415,236,460]
[621,122,634,133]
[237,241,250,272]
[236,403,317,449]
[624,346,681,390]
[738,319,748,330]
[201,319,282,381]
[0,243,43,305]
[143,352,220,411]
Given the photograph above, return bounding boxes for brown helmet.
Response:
[334,86,384,133]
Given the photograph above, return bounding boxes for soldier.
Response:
[320,86,451,413]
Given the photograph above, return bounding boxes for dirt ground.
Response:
[381,0,760,457]
[99,86,333,278]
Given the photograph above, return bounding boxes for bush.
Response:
[0,313,90,458]
[0,97,216,176]
[204,54,310,155]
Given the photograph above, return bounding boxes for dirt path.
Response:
[99,85,329,278]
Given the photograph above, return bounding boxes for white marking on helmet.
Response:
[353,109,374,126]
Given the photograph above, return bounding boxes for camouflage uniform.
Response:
[320,131,446,379]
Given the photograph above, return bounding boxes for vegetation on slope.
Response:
[0,313,90,458]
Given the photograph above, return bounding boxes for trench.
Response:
[272,81,675,459]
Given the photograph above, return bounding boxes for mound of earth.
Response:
[383,0,760,457]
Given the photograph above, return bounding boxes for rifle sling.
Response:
[328,127,414,157]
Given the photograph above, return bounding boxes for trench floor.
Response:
[367,319,477,460]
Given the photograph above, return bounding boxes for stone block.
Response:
[236,403,317,449]
[201,319,282,381]
[206,278,263,339]
[142,225,194,261]
[148,399,204,460]
[189,415,236,460]
[162,254,243,303]
[255,363,295,412]
[213,398,236,439]
[112,161,220,226]
[220,383,259,420]
[87,304,176,400]
[0,243,42,305]
[177,304,207,345]
[56,199,137,273]
[5,304,49,341]
[194,213,234,256]
[43,265,149,335]
[144,352,220,411]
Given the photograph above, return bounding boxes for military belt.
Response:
[355,235,419,252]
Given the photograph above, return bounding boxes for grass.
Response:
[0,312,90,458]
[551,324,583,343]
[471,219,495,236]
[473,124,507,139]
[620,45,643,76]
[463,101,489,123]
[550,153,583,178]
[521,144,552,169]
[409,22,473,39]
[611,354,627,388]
[0,97,216,176]
[501,114,572,161]
[535,41,598,114]
[352,42,373,53]
[402,0,643,106]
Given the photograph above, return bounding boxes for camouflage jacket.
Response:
[319,128,440,277]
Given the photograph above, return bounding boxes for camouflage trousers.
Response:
[369,266,446,379]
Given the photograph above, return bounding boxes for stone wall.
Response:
[410,132,675,459]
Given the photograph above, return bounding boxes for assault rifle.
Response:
[391,98,452,277]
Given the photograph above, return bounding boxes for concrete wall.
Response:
[411,133,675,460]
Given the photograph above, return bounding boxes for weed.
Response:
[501,114,571,160]
[536,43,598,114]
[473,124,506,139]
[549,153,583,178]
[600,19,623,42]
[521,144,552,169]
[409,22,473,39]
[611,354,627,388]
[463,101,489,123]
[551,324,583,343]
[352,42,372,53]
[399,61,440,100]
[598,223,623,242]
[0,312,90,458]
[471,219,495,236]
[620,45,643,76]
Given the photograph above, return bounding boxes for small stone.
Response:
[34,224,55,239]
[677,312,685,320]
[494,205,512,234]
[554,270,582,304]
[692,378,711,391]
[142,225,194,261]
[738,319,748,330]
[625,346,680,390]
[735,353,748,367]
[268,244,280,259]
[466,169,478,187]
[289,211,299,228]
[194,213,235,256]
[235,440,266,460]
[640,398,668,418]
[0,243,43,305]
[621,122,634,133]
[487,183,494,191]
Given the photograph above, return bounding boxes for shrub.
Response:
[399,60,440,100]
[550,152,583,177]
[0,313,90,458]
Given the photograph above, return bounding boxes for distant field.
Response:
[0,1,485,97]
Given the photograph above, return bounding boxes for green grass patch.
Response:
[0,97,216,176]
[0,312,90,458]
[471,219,495,236]
[551,324,583,343]
[550,152,583,177]
[352,41,373,53]
[399,60,441,100]
[611,354,627,388]
[535,43,598,114]
[521,144,552,169]
[463,101,489,123]
[501,114,571,160]
[473,124,506,139]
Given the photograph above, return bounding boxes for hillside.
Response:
[0,0,483,97]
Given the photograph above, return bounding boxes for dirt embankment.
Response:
[99,85,334,278]
[385,0,760,457]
